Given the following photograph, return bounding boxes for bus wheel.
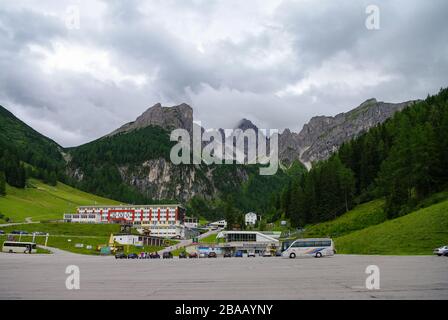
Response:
[289,253,296,259]
[315,252,322,258]
[9,250,13,253]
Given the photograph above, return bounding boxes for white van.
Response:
[282,238,335,258]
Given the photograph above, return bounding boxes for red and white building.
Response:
[63,205,186,238]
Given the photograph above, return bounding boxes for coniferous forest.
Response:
[0,106,64,189]
[275,88,448,226]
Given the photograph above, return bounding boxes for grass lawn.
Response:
[0,222,122,236]
[0,222,176,255]
[0,179,121,223]
[335,198,448,255]
[0,233,164,256]
[0,234,109,255]
[170,247,187,256]
[200,233,218,244]
[36,247,51,254]
[302,199,386,238]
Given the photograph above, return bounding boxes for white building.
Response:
[63,204,186,238]
[113,235,142,246]
[216,231,280,243]
[112,234,165,247]
[209,219,227,229]
[216,230,280,254]
[184,217,199,229]
[245,212,258,226]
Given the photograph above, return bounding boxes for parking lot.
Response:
[1,250,447,300]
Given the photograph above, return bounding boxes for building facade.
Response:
[209,219,227,229]
[64,205,186,238]
[216,230,280,254]
[245,212,258,226]
[184,216,199,229]
[112,234,165,247]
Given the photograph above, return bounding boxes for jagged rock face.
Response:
[117,159,213,201]
[295,99,417,168]
[117,159,249,201]
[109,103,194,136]
[278,128,302,166]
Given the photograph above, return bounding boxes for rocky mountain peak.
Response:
[236,118,258,132]
[295,99,418,168]
[109,103,194,136]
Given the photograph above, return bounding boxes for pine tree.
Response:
[338,163,356,213]
[0,171,6,196]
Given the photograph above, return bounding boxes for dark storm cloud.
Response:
[0,0,447,146]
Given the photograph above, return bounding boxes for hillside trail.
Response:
[0,217,40,227]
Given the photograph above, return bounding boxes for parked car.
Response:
[199,252,207,258]
[0,230,5,235]
[235,251,243,258]
[247,251,256,257]
[179,252,187,259]
[163,252,173,259]
[115,252,127,259]
[188,252,198,259]
[433,246,448,256]
[32,231,47,236]
[223,252,232,258]
[150,252,161,259]
[139,252,147,259]
[208,252,217,258]
[262,251,272,257]
[127,253,139,259]
[11,230,28,235]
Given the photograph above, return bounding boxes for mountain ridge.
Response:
[109,102,194,137]
[0,95,421,205]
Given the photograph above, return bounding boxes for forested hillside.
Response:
[66,126,175,204]
[277,88,448,227]
[0,105,65,190]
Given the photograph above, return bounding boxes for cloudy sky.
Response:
[0,0,447,147]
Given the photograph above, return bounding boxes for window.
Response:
[292,240,331,248]
[292,241,302,248]
[4,242,33,248]
[227,233,256,242]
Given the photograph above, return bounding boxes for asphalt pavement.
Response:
[1,250,447,300]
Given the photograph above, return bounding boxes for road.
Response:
[0,217,39,228]
[0,251,447,300]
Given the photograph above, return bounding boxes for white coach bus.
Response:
[2,241,37,254]
[282,238,335,258]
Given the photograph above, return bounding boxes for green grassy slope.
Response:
[302,199,386,238]
[0,234,165,255]
[0,179,121,222]
[0,223,174,255]
[0,222,122,236]
[335,199,448,255]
